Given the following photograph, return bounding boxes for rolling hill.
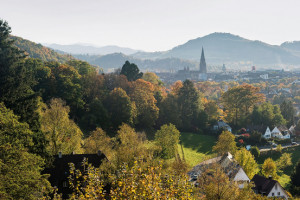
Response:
[11,36,74,63]
[45,43,140,55]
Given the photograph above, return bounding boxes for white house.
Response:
[272,126,291,139]
[263,127,272,139]
[271,127,283,139]
[188,152,250,188]
[252,174,289,199]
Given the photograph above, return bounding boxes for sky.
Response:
[1,0,300,51]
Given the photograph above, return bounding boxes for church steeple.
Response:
[199,47,207,73]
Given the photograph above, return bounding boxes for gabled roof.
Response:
[252,174,287,196]
[246,125,268,134]
[188,152,246,181]
[272,127,281,134]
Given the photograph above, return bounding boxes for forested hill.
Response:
[11,35,75,63]
[133,33,300,65]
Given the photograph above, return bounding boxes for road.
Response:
[259,143,299,152]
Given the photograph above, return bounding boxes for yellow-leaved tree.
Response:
[213,131,237,155]
[40,98,83,155]
[235,148,259,179]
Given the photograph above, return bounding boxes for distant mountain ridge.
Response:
[133,33,300,66]
[11,36,74,63]
[45,43,141,55]
[74,53,196,72]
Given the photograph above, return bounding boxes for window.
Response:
[277,192,280,196]
[63,181,67,188]
[272,193,274,196]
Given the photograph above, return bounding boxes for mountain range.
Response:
[44,43,140,55]
[12,33,300,72]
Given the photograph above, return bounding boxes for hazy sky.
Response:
[1,0,300,51]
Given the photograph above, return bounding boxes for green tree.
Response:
[250,102,286,127]
[0,103,50,199]
[80,98,109,132]
[114,124,149,168]
[235,148,259,179]
[177,80,202,131]
[120,60,143,81]
[155,124,180,159]
[222,84,264,126]
[250,146,260,159]
[0,20,41,131]
[280,100,295,127]
[261,158,278,179]
[213,131,237,155]
[276,153,292,171]
[105,88,135,129]
[290,159,300,195]
[40,98,83,155]
[157,94,181,128]
[83,128,112,157]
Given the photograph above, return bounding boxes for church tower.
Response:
[199,47,207,73]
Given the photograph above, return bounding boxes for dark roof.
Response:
[43,152,107,198]
[188,152,243,181]
[252,174,278,195]
[246,125,267,134]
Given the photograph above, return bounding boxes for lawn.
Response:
[257,145,300,176]
[257,145,300,188]
[178,132,217,167]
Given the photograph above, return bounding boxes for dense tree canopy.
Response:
[213,131,237,155]
[155,124,180,159]
[222,84,265,126]
[120,60,143,81]
[0,103,50,199]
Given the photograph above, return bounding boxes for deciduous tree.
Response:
[155,124,180,159]
[213,131,237,155]
[40,98,83,155]
[235,148,259,179]
[261,158,278,179]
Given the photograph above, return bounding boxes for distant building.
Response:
[213,119,232,132]
[199,47,208,81]
[177,47,208,81]
[222,64,227,73]
[252,174,289,199]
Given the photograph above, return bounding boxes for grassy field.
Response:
[257,145,300,187]
[177,132,217,167]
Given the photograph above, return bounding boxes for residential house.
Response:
[188,152,250,188]
[271,126,291,139]
[252,174,289,199]
[263,127,272,139]
[262,126,291,139]
[43,151,107,198]
[213,120,232,132]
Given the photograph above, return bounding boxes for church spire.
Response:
[199,47,207,73]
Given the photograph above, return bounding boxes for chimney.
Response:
[268,175,272,180]
[97,150,102,156]
[58,152,62,158]
[72,151,75,155]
